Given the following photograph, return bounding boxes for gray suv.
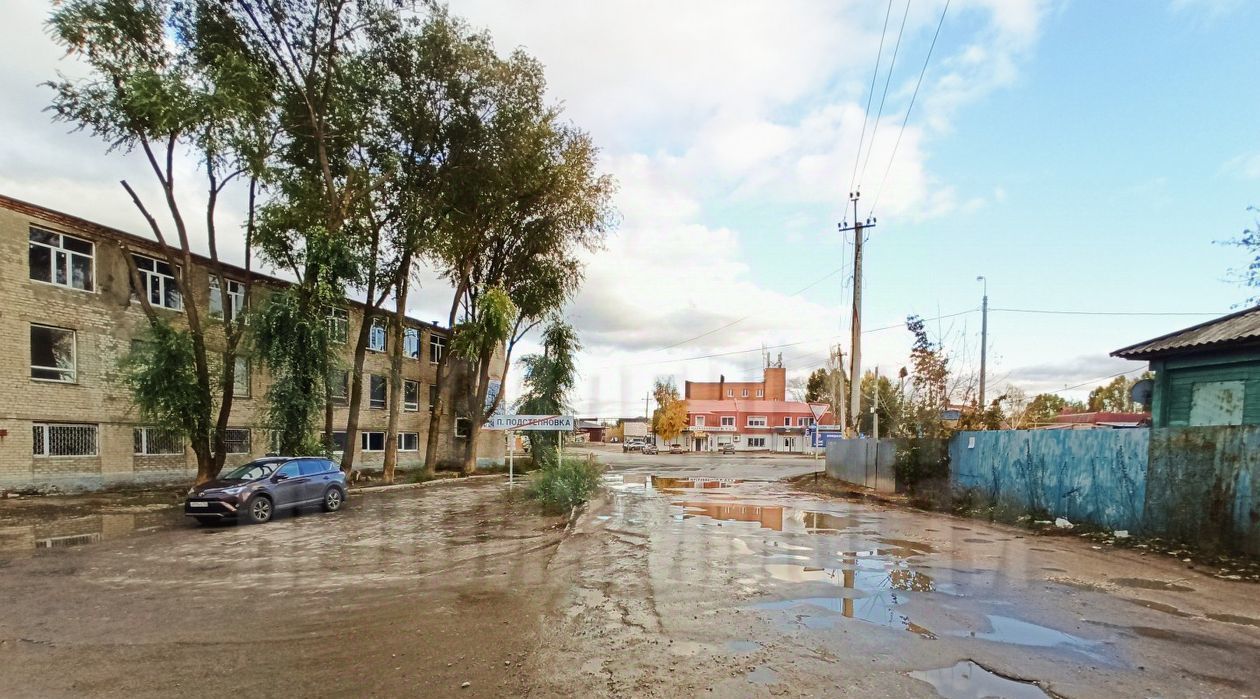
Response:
[184,457,347,525]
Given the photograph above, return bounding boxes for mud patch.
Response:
[1205,612,1260,628]
[745,666,779,685]
[910,660,1051,699]
[726,640,760,653]
[962,538,993,544]
[1111,577,1194,592]
[1126,599,1193,618]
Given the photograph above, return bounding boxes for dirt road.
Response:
[2,453,1259,697]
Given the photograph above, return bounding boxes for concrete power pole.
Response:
[838,191,875,437]
[872,365,880,441]
[977,276,988,409]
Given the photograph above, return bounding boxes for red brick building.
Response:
[685,366,786,401]
[664,398,832,453]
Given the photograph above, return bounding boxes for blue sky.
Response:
[2,0,1257,416]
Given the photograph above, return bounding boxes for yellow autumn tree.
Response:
[652,379,688,444]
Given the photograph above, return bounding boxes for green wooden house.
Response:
[1113,306,1260,427]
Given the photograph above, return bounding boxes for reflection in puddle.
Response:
[745,666,779,685]
[675,502,785,530]
[653,476,743,491]
[910,660,1050,699]
[1111,577,1194,592]
[959,614,1101,657]
[726,639,760,653]
[0,510,178,555]
[801,511,861,532]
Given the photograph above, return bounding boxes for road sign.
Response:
[484,414,574,431]
[809,403,828,421]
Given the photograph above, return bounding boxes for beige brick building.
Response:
[0,194,504,491]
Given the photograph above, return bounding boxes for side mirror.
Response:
[273,472,289,481]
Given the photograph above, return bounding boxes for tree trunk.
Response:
[339,310,374,475]
[461,344,496,475]
[382,273,411,484]
[423,285,465,477]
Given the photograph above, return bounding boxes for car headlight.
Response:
[187,487,196,496]
[221,485,247,495]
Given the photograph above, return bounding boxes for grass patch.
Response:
[526,456,604,513]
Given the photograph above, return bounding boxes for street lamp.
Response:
[976,276,988,409]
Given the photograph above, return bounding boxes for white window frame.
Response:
[797,417,808,427]
[30,324,77,383]
[783,417,791,426]
[747,437,766,448]
[726,388,734,397]
[368,318,387,352]
[223,428,251,454]
[429,333,446,364]
[209,276,246,321]
[404,328,420,359]
[361,431,386,452]
[741,388,749,397]
[397,432,419,451]
[747,416,767,427]
[369,374,387,410]
[33,423,98,457]
[455,417,471,438]
[694,415,705,427]
[327,308,349,344]
[720,416,735,427]
[28,227,94,292]
[756,389,764,398]
[132,253,182,310]
[133,426,183,455]
[404,379,419,412]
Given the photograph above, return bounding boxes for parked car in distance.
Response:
[718,443,735,454]
[184,456,347,525]
[641,443,658,455]
[623,439,646,452]
[669,444,684,454]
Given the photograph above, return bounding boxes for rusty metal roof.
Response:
[1112,305,1260,359]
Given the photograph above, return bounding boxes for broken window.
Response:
[370,374,387,410]
[29,227,94,291]
[404,328,420,359]
[404,380,419,412]
[30,324,76,382]
[369,318,386,352]
[132,254,182,310]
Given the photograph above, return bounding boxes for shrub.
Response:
[526,456,603,513]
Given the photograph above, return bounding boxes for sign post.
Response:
[808,404,828,458]
[484,415,575,483]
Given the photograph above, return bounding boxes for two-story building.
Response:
[676,399,832,453]
[0,193,502,490]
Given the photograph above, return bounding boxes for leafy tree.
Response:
[1220,206,1260,305]
[856,371,902,437]
[1025,393,1071,425]
[516,320,581,466]
[1087,373,1152,412]
[47,0,273,483]
[901,315,953,437]
[651,379,688,445]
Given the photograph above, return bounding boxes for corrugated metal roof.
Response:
[1112,305,1260,359]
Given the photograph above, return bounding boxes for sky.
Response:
[2,0,1258,418]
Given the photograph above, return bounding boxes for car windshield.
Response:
[220,460,281,482]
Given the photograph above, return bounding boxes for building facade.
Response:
[663,399,832,453]
[0,194,502,490]
[684,366,786,401]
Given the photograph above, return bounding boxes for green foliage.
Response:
[516,320,581,463]
[526,456,603,514]
[1087,373,1152,412]
[122,320,207,440]
[252,288,335,455]
[452,286,518,360]
[857,371,903,437]
[892,441,949,492]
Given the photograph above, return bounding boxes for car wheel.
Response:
[322,486,345,513]
[244,495,273,524]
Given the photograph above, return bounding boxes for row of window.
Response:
[327,371,436,412]
[693,415,817,428]
[323,430,422,453]
[32,423,252,457]
[725,388,765,398]
[28,226,447,359]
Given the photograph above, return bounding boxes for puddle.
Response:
[1127,598,1193,617]
[652,476,742,491]
[1206,612,1260,628]
[674,501,785,530]
[726,640,760,653]
[801,511,861,532]
[963,538,992,544]
[958,614,1101,657]
[1111,577,1194,592]
[878,538,937,554]
[753,594,936,639]
[910,660,1050,699]
[745,666,778,685]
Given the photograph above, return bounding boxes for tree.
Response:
[901,315,953,437]
[47,0,273,484]
[856,370,902,437]
[516,320,581,466]
[1220,206,1260,305]
[651,379,688,445]
[1087,373,1152,412]
[1024,393,1071,426]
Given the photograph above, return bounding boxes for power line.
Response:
[1048,367,1145,396]
[991,307,1226,318]
[849,0,895,194]
[869,0,951,217]
[858,0,912,187]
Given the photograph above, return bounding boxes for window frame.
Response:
[369,374,387,410]
[747,437,766,448]
[742,388,749,397]
[132,253,182,310]
[397,432,419,451]
[403,327,420,359]
[232,356,251,398]
[756,389,764,398]
[361,431,386,452]
[32,422,98,458]
[694,415,705,427]
[28,226,95,292]
[404,379,419,412]
[329,369,349,406]
[224,428,251,455]
[746,416,768,427]
[455,417,471,439]
[429,333,446,364]
[726,388,733,397]
[30,324,77,383]
[209,276,246,321]
[783,417,792,426]
[720,416,735,427]
[133,426,183,456]
[327,308,349,345]
[429,384,439,414]
[368,318,387,353]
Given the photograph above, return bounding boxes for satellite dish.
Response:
[1130,378,1154,408]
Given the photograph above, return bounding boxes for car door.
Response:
[270,461,306,509]
[297,459,336,502]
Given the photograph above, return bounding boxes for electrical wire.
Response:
[868,0,951,217]
[849,0,896,195]
[858,0,912,187]
[991,307,1225,317]
[1048,367,1146,396]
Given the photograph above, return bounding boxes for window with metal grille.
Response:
[326,308,349,344]
[29,227,94,291]
[404,328,420,359]
[33,423,97,457]
[30,324,76,382]
[361,431,386,451]
[404,380,419,412]
[368,318,386,352]
[369,375,387,409]
[224,428,250,454]
[132,254,182,309]
[209,277,246,321]
[233,356,250,398]
[429,333,446,364]
[398,432,419,451]
[133,427,183,455]
[329,369,349,405]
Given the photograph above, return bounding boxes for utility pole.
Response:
[976,276,988,410]
[872,365,880,441]
[644,392,651,419]
[831,345,846,430]
[838,191,875,437]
